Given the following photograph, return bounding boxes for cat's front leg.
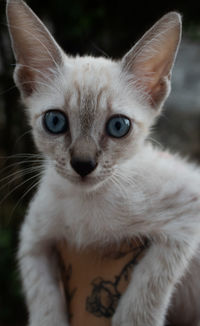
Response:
[18,217,69,326]
[112,239,197,326]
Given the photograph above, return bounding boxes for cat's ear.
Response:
[122,12,182,110]
[6,0,64,98]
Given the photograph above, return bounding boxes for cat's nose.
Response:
[70,158,97,177]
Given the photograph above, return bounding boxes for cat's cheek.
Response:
[30,118,69,156]
[32,130,66,159]
[109,138,140,165]
[103,120,146,165]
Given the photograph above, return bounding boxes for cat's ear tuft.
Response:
[122,12,182,110]
[6,0,64,98]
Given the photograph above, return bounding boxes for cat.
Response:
[6,0,200,325]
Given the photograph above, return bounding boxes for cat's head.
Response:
[7,0,181,190]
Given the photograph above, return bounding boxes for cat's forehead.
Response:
[64,56,124,123]
[59,57,126,131]
[28,56,140,124]
[68,56,119,80]
[66,56,121,103]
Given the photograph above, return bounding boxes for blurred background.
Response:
[0,0,200,325]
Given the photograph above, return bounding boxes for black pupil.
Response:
[115,121,122,130]
[53,116,59,126]
[44,110,68,134]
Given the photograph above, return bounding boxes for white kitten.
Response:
[6,0,200,325]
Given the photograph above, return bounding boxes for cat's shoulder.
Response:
[129,143,200,183]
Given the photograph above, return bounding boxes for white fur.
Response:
[6,1,200,325]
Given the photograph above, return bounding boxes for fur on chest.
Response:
[58,192,134,249]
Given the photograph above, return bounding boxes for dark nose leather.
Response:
[70,158,97,177]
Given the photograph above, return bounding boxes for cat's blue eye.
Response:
[106,115,131,138]
[43,110,68,135]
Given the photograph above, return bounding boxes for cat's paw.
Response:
[112,317,132,326]
[111,293,146,326]
[112,302,134,326]
[112,300,162,326]
[112,314,133,326]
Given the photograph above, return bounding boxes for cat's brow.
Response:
[80,91,96,133]
[96,87,106,109]
[74,82,107,133]
[74,82,81,109]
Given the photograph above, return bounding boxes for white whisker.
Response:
[0,83,19,96]
[0,153,44,159]
[113,169,137,187]
[14,130,32,146]
[147,135,163,149]
[0,171,43,206]
[8,175,42,223]
[109,174,128,200]
[0,166,43,192]
[0,159,44,175]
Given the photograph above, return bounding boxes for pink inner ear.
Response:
[124,42,178,107]
[136,56,172,106]
[122,12,181,109]
[7,0,63,98]
[148,76,169,106]
[16,66,35,97]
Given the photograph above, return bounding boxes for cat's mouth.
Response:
[55,163,111,190]
[59,172,109,191]
[67,174,108,189]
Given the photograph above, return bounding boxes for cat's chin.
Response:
[66,174,108,192]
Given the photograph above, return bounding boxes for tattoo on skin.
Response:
[57,240,149,322]
[57,255,77,322]
[86,242,149,319]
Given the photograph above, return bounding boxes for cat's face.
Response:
[27,56,152,188]
[6,0,181,190]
